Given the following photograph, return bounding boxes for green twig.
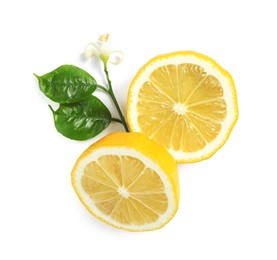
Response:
[103,64,129,132]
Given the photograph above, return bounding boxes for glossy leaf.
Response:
[50,96,111,140]
[35,65,97,104]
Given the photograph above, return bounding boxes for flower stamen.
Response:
[98,33,110,42]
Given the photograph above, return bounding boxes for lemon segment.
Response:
[127,51,238,163]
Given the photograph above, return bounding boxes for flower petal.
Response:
[84,43,99,59]
[109,50,124,65]
[99,41,112,59]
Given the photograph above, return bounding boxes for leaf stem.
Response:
[103,64,129,132]
[96,84,109,93]
[111,118,123,123]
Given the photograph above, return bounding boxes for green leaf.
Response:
[34,65,97,104]
[50,96,111,140]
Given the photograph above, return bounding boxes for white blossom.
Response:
[84,34,124,65]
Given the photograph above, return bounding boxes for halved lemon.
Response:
[127,51,238,163]
[71,132,179,231]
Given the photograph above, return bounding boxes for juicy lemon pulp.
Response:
[137,63,227,153]
[81,155,168,225]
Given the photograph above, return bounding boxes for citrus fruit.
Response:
[71,132,179,231]
[127,51,238,163]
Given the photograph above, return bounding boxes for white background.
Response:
[1,0,277,259]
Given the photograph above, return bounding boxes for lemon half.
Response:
[71,132,179,231]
